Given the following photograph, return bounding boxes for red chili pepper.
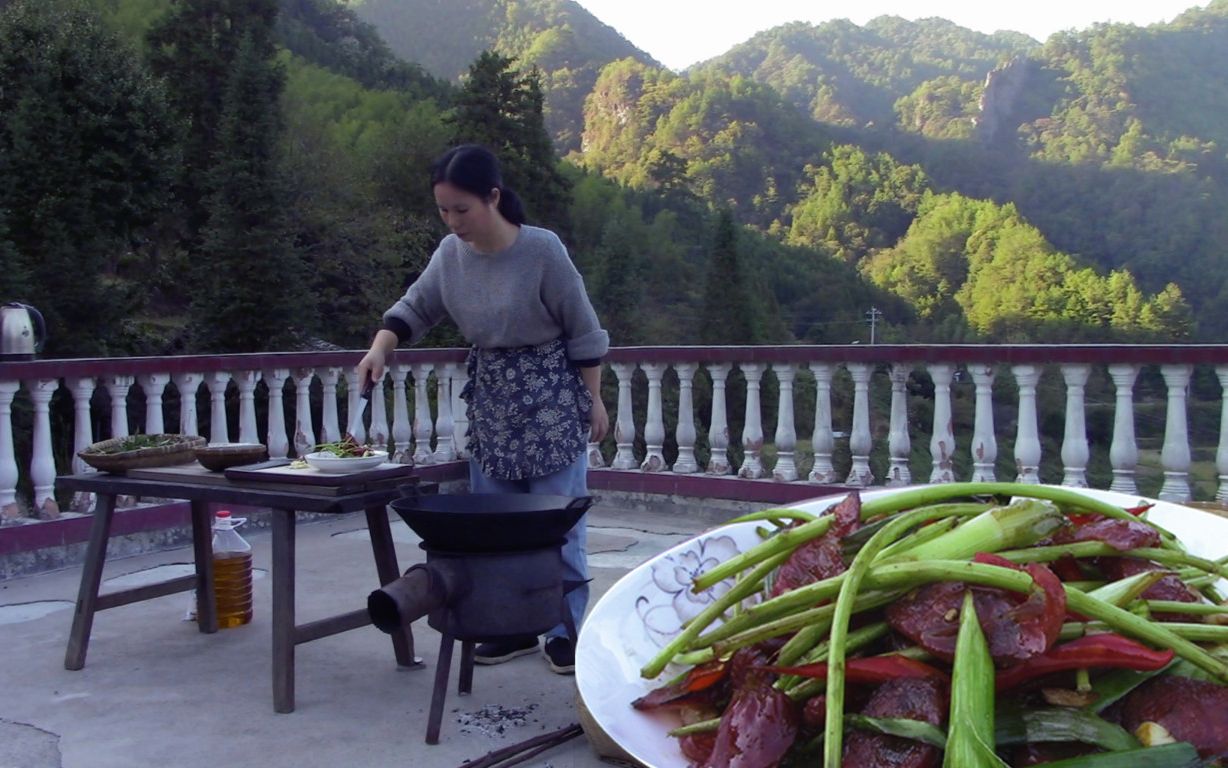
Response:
[632,659,728,710]
[994,633,1174,691]
[763,655,950,685]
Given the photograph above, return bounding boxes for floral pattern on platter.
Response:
[634,534,744,649]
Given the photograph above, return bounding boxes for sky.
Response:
[571,1,1208,71]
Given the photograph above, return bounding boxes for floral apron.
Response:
[460,338,592,481]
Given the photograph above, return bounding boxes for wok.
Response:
[389,492,593,552]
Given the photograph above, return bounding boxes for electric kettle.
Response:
[0,303,46,361]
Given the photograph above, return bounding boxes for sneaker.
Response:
[473,636,538,665]
[543,636,575,674]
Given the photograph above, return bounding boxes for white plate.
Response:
[301,450,388,473]
[575,486,1228,768]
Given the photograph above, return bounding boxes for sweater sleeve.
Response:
[381,245,448,344]
[540,235,610,361]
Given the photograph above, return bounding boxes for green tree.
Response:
[148,0,281,243]
[0,0,178,356]
[189,33,304,352]
[590,211,645,346]
[447,50,571,231]
[700,210,756,344]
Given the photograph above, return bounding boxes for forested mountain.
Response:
[2,0,1224,360]
[340,0,657,148]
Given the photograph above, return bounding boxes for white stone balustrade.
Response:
[4,346,1228,522]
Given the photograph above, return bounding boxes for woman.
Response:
[357,145,609,674]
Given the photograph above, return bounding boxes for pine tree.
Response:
[700,210,756,344]
[148,0,280,243]
[0,0,178,356]
[448,51,571,232]
[592,214,644,345]
[190,33,306,352]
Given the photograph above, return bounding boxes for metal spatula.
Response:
[346,376,373,441]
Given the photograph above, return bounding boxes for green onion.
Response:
[1034,742,1202,767]
[847,714,948,749]
[944,591,1006,767]
[994,706,1138,752]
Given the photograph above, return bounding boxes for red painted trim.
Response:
[586,469,852,504]
[0,501,257,555]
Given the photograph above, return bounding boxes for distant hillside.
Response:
[694,16,1037,130]
[340,0,657,149]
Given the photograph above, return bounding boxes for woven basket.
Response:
[194,442,268,471]
[78,434,206,473]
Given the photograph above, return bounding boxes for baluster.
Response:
[928,363,955,484]
[453,365,470,459]
[172,372,202,437]
[30,378,59,519]
[610,362,638,470]
[1012,365,1042,484]
[886,363,912,486]
[673,363,699,474]
[1107,364,1140,495]
[586,363,605,469]
[738,363,766,479]
[344,369,367,444]
[808,362,837,484]
[67,377,97,512]
[771,363,798,482]
[1060,364,1091,487]
[263,369,291,458]
[138,373,169,435]
[389,364,411,461]
[206,372,231,444]
[369,372,390,451]
[433,362,457,462]
[846,363,873,487]
[234,370,258,444]
[969,364,997,483]
[0,381,20,521]
[706,363,732,475]
[291,368,316,457]
[1217,366,1228,503]
[318,368,342,445]
[412,363,435,465]
[1159,364,1193,502]
[640,362,667,472]
[106,375,133,438]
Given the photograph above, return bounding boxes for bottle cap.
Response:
[216,510,232,519]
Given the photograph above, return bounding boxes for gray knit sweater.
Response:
[382,225,609,361]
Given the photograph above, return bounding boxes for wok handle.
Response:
[566,496,593,511]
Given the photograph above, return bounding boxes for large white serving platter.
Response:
[575,486,1228,768]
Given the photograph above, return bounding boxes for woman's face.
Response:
[434,181,499,245]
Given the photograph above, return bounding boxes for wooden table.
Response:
[56,462,423,713]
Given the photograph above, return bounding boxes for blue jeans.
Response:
[467,452,589,642]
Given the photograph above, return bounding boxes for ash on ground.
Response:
[454,702,541,737]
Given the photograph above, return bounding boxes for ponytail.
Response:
[496,187,526,225]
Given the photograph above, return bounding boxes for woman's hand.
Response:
[357,329,398,389]
[580,364,608,443]
[589,396,610,443]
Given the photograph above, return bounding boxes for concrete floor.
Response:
[0,503,717,768]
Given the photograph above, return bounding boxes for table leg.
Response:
[364,503,418,667]
[272,508,296,713]
[426,633,455,745]
[189,499,218,634]
[65,493,117,670]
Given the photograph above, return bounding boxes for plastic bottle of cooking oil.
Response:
[212,510,253,629]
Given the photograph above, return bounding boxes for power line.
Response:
[865,306,883,344]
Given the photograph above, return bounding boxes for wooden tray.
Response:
[224,459,417,487]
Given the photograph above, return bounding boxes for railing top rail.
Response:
[607,344,1228,366]
[0,348,471,379]
[3,344,1228,380]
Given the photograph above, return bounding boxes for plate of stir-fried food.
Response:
[575,484,1228,767]
[302,435,387,473]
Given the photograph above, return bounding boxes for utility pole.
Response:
[865,306,883,344]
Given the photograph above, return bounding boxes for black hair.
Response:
[429,144,527,225]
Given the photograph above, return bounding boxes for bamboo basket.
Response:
[78,434,206,473]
